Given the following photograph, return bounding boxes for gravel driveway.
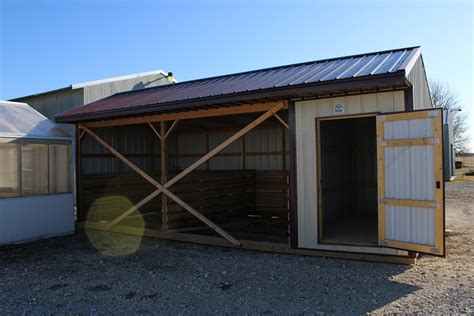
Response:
[0,180,472,314]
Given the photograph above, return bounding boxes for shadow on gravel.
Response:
[0,232,420,314]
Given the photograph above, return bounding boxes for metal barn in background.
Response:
[0,101,74,245]
[57,46,445,264]
[12,70,174,137]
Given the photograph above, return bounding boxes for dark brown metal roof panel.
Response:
[57,46,421,122]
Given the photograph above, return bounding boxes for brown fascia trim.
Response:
[56,71,409,124]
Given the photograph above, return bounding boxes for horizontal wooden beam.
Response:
[378,109,440,122]
[86,101,288,128]
[379,239,439,255]
[383,198,436,209]
[82,222,417,264]
[381,138,437,147]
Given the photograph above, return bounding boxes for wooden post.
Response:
[241,133,246,170]
[160,121,168,232]
[281,125,286,170]
[205,130,210,170]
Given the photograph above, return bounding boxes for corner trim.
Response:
[404,87,414,111]
[288,101,298,248]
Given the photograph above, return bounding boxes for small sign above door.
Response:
[333,103,345,115]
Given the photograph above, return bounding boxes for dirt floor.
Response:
[0,170,473,314]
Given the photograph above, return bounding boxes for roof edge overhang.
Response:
[56,71,410,124]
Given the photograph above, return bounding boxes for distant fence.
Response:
[457,155,474,167]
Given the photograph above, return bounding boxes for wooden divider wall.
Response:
[81,170,289,232]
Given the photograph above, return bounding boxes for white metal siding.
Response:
[14,89,84,137]
[384,146,435,201]
[295,91,408,255]
[385,205,435,246]
[384,118,434,139]
[406,56,432,110]
[0,193,74,245]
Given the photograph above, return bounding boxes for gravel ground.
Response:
[0,177,473,314]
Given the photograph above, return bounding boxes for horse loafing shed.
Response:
[57,46,445,264]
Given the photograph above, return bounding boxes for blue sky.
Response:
[1,0,473,149]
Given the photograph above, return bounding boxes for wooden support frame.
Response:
[86,101,288,128]
[79,101,286,246]
[79,124,241,246]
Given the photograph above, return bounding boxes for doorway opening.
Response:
[318,115,378,246]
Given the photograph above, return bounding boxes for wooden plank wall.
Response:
[81,170,289,230]
[166,170,255,230]
[252,170,289,218]
[81,172,163,228]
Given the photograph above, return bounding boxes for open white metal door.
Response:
[377,108,444,256]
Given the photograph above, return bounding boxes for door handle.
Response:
[436,181,441,189]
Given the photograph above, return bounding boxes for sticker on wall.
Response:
[333,103,345,115]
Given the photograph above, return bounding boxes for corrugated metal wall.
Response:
[407,56,432,110]
[82,74,169,104]
[167,125,287,173]
[0,193,74,245]
[295,91,408,256]
[14,89,84,137]
[81,125,160,174]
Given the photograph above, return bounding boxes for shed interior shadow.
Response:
[319,116,378,246]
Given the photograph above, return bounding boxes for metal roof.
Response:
[57,46,421,123]
[0,101,70,140]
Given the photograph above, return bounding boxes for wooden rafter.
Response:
[86,101,288,128]
[79,129,86,141]
[164,120,179,140]
[79,123,241,246]
[273,113,289,130]
[148,122,162,140]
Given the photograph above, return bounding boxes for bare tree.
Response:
[429,80,470,153]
